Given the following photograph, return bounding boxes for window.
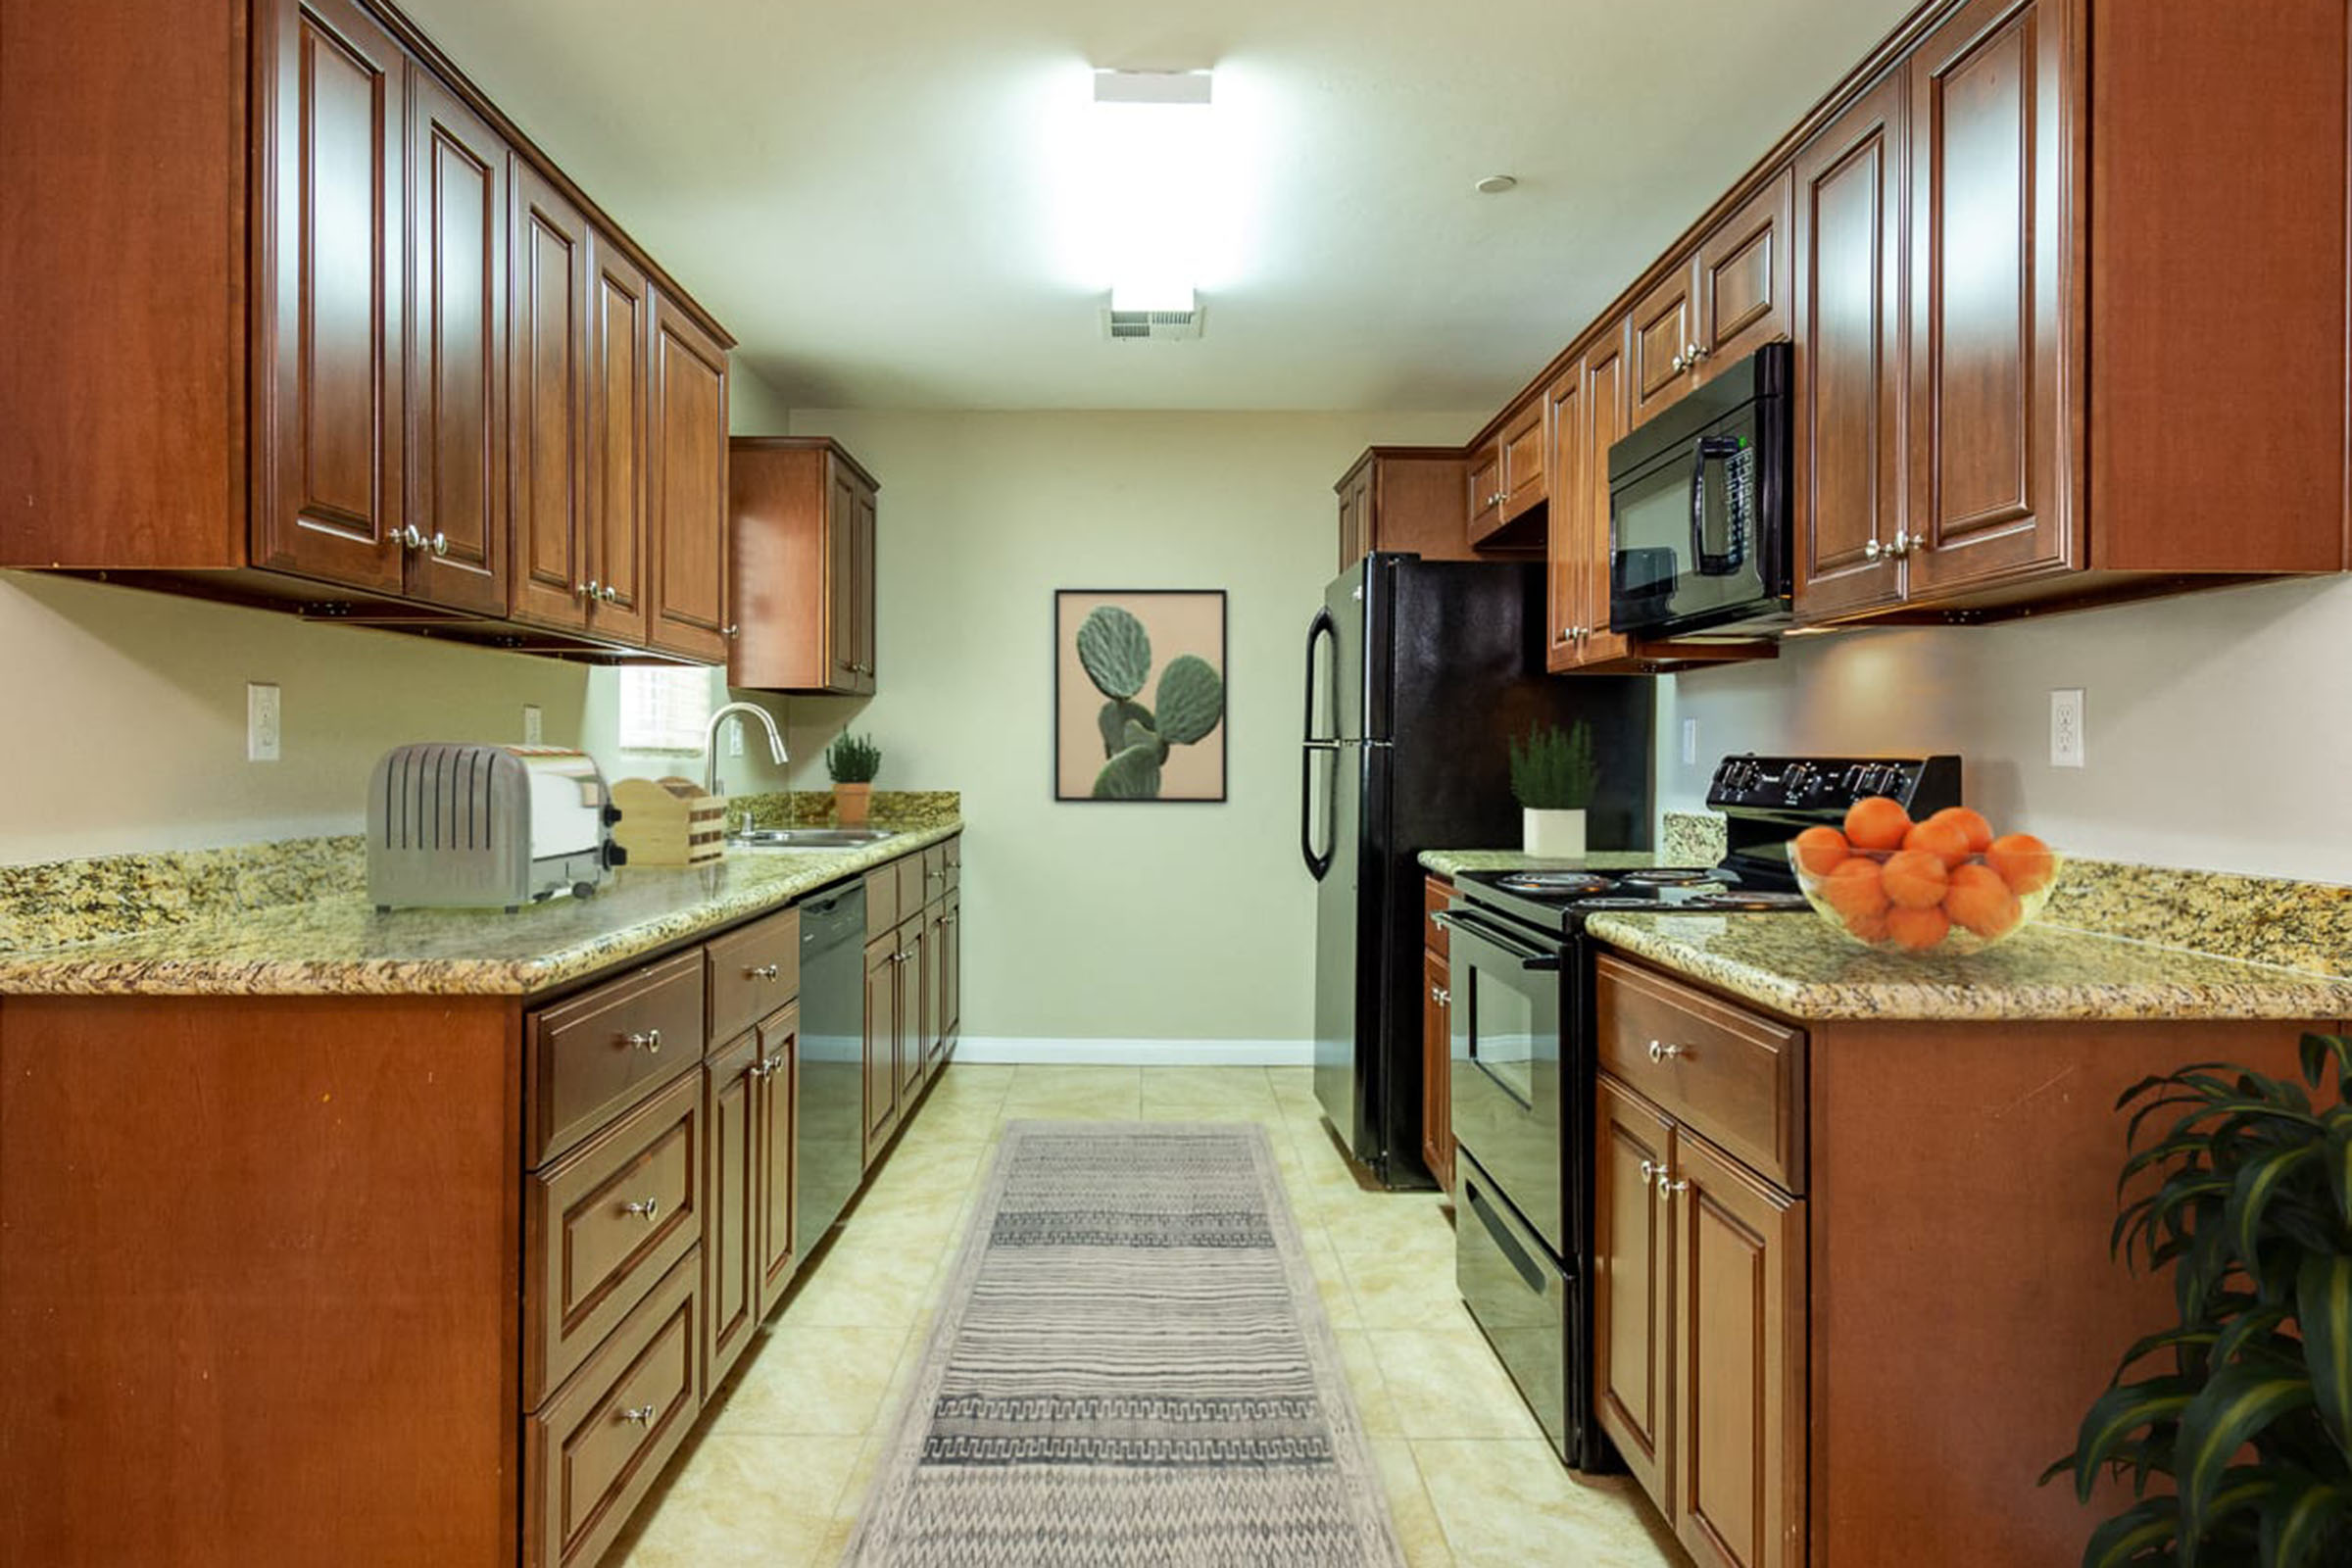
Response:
[617,667,713,754]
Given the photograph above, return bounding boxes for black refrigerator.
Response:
[1302,554,1653,1188]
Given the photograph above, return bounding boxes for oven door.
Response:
[1456,1145,1572,1463]
[1440,905,1566,1256]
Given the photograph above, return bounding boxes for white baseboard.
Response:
[953,1038,1315,1067]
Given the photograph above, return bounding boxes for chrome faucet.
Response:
[704,702,789,799]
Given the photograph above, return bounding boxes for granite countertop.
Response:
[0,823,960,999]
[1588,912,2352,1023]
[1418,849,1669,877]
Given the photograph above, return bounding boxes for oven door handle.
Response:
[1431,909,1561,972]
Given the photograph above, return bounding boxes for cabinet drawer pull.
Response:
[750,963,781,981]
[1658,1175,1689,1201]
[1863,539,1883,562]
[618,1402,660,1425]
[1646,1039,1687,1062]
[722,623,741,639]
[429,531,449,558]
[1639,1158,1657,1183]
[751,1056,782,1080]
[622,1028,662,1054]
[620,1197,661,1221]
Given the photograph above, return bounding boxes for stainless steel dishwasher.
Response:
[796,880,866,1246]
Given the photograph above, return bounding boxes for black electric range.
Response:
[1446,753,1960,1471]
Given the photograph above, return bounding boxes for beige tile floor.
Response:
[612,1063,1685,1568]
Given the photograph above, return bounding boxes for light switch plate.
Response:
[1681,718,1699,766]
[247,682,280,762]
[522,704,543,746]
[2050,688,2085,768]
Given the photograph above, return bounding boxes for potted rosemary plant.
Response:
[825,732,882,828]
[2044,1035,2352,1566]
[1509,720,1599,858]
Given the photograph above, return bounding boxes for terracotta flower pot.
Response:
[835,782,872,828]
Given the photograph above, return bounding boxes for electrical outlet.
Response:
[728,716,744,758]
[247,682,281,762]
[521,704,543,746]
[2050,688,2085,768]
[1682,718,1699,766]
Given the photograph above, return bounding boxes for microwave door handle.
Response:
[1690,436,1744,577]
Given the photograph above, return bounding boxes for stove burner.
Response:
[1494,871,1614,896]
[1616,868,1723,887]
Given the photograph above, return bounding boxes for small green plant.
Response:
[1508,721,1598,810]
[824,732,881,784]
[1074,605,1224,800]
[2042,1036,2352,1567]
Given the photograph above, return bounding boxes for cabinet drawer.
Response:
[944,834,961,894]
[865,865,900,938]
[528,952,706,1166]
[1594,954,1805,1191]
[526,1072,704,1406]
[524,1250,703,1568]
[707,906,800,1046]
[1424,876,1451,959]
[895,854,925,917]
[920,844,949,905]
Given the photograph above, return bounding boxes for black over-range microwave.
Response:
[1607,340,1792,640]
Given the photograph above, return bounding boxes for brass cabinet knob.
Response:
[623,1028,662,1053]
[399,524,424,550]
[1863,539,1883,562]
[429,531,449,558]
[1646,1039,1686,1062]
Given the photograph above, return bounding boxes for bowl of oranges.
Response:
[1790,798,2059,955]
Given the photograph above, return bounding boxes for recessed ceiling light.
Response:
[1475,174,1518,194]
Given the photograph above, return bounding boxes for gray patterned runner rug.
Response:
[841,1122,1407,1566]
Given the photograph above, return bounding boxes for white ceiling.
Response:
[402,0,1917,413]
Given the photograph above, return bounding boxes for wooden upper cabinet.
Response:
[1578,329,1637,668]
[1498,397,1546,523]
[586,232,652,645]
[1595,1076,1673,1506]
[255,0,408,594]
[1671,1130,1805,1568]
[729,439,880,693]
[404,70,508,615]
[1336,449,1473,569]
[508,165,591,631]
[1791,69,1909,622]
[1543,362,1588,671]
[1465,441,1503,541]
[1695,170,1794,381]
[646,292,731,662]
[1905,0,2073,598]
[1629,263,1698,428]
[1336,463,1371,570]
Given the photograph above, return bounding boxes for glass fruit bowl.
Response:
[1792,844,2062,956]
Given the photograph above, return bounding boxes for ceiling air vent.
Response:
[1101,303,1205,342]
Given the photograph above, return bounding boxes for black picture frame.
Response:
[1053,588,1230,804]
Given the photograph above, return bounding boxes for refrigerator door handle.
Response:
[1300,741,1337,881]
[1302,607,1338,745]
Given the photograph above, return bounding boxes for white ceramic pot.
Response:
[1523,808,1587,859]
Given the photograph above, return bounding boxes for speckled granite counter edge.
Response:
[1585,914,2352,1024]
[0,822,962,999]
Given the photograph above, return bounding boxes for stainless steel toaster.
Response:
[367,745,626,913]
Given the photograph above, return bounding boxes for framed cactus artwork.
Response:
[1054,589,1229,803]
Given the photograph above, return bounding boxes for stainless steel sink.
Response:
[731,827,897,850]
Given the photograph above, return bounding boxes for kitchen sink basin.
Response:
[731,827,898,850]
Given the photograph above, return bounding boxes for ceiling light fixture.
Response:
[1084,67,1217,331]
[1476,174,1519,194]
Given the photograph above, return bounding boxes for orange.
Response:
[1881,849,1950,909]
[1886,904,1952,951]
[1903,818,1974,870]
[1818,857,1889,919]
[1987,832,2056,896]
[1927,807,1995,856]
[1943,862,2023,940]
[1841,906,1891,945]
[1843,796,1913,852]
[1792,825,1851,878]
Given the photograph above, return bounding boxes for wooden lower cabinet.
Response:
[1595,1071,1806,1568]
[1421,949,1452,1193]
[704,1031,762,1388]
[862,931,903,1161]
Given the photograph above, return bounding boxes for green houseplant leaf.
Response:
[1076,606,1152,700]
[2299,1254,2352,1460]
[2175,1364,2316,1542]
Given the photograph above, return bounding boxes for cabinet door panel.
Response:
[704,1033,758,1389]
[1792,70,1908,620]
[1698,170,1793,372]
[1499,399,1546,522]
[1465,443,1502,540]
[647,295,730,662]
[1579,328,1635,666]
[1907,0,2072,597]
[1595,1077,1673,1505]
[861,936,899,1164]
[754,1005,799,1314]
[588,233,651,644]
[1629,264,1697,425]
[854,480,878,691]
[258,0,405,592]
[1673,1132,1805,1568]
[1544,364,1586,671]
[1420,947,1452,1192]
[940,897,961,1053]
[896,919,927,1102]
[405,72,506,614]
[509,166,589,630]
